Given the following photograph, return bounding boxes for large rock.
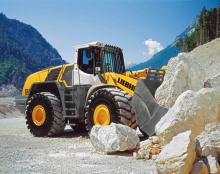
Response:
[156,88,220,145]
[196,123,220,158]
[204,72,220,88]
[89,123,139,153]
[155,38,220,109]
[156,130,195,174]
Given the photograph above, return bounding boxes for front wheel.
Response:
[25,92,65,137]
[85,88,137,131]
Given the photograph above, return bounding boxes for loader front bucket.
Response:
[132,78,168,136]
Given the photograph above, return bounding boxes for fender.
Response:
[85,84,116,102]
[16,82,64,113]
[28,82,64,101]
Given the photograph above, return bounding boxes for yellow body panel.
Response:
[22,68,50,96]
[58,64,74,87]
[102,68,165,96]
[103,72,138,96]
[22,64,73,96]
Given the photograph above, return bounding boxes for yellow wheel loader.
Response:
[15,42,167,137]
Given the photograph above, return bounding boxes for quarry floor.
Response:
[0,117,157,174]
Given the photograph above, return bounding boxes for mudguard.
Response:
[132,79,168,136]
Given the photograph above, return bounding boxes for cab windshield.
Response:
[100,47,125,74]
[78,46,125,74]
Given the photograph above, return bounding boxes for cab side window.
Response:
[62,65,74,86]
[78,48,94,74]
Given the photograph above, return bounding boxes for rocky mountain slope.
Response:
[130,22,197,70]
[129,25,195,70]
[129,43,179,70]
[0,13,66,90]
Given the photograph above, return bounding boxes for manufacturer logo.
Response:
[117,78,135,91]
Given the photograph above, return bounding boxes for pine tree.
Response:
[176,6,220,52]
[199,7,207,44]
[217,1,220,37]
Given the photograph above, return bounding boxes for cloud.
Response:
[125,61,136,69]
[143,38,164,58]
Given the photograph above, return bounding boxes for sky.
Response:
[0,0,219,65]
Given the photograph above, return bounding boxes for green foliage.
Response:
[176,6,220,52]
[0,13,66,89]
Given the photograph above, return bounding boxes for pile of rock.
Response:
[156,87,220,145]
[192,123,220,174]
[154,38,220,173]
[154,123,220,174]
[0,85,22,119]
[133,136,161,160]
[0,97,23,119]
[0,85,19,97]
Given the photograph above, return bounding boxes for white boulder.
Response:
[156,88,220,145]
[155,38,220,109]
[204,72,220,88]
[156,130,195,174]
[196,123,220,157]
[89,123,139,153]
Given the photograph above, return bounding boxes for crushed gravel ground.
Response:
[0,117,157,174]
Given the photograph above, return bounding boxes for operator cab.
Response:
[77,42,125,75]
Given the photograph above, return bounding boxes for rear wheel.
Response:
[25,92,65,137]
[85,88,137,131]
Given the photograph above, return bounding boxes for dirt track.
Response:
[0,117,157,174]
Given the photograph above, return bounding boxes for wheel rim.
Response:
[93,104,110,125]
[32,105,46,126]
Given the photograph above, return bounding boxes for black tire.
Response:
[25,92,65,137]
[85,87,137,131]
